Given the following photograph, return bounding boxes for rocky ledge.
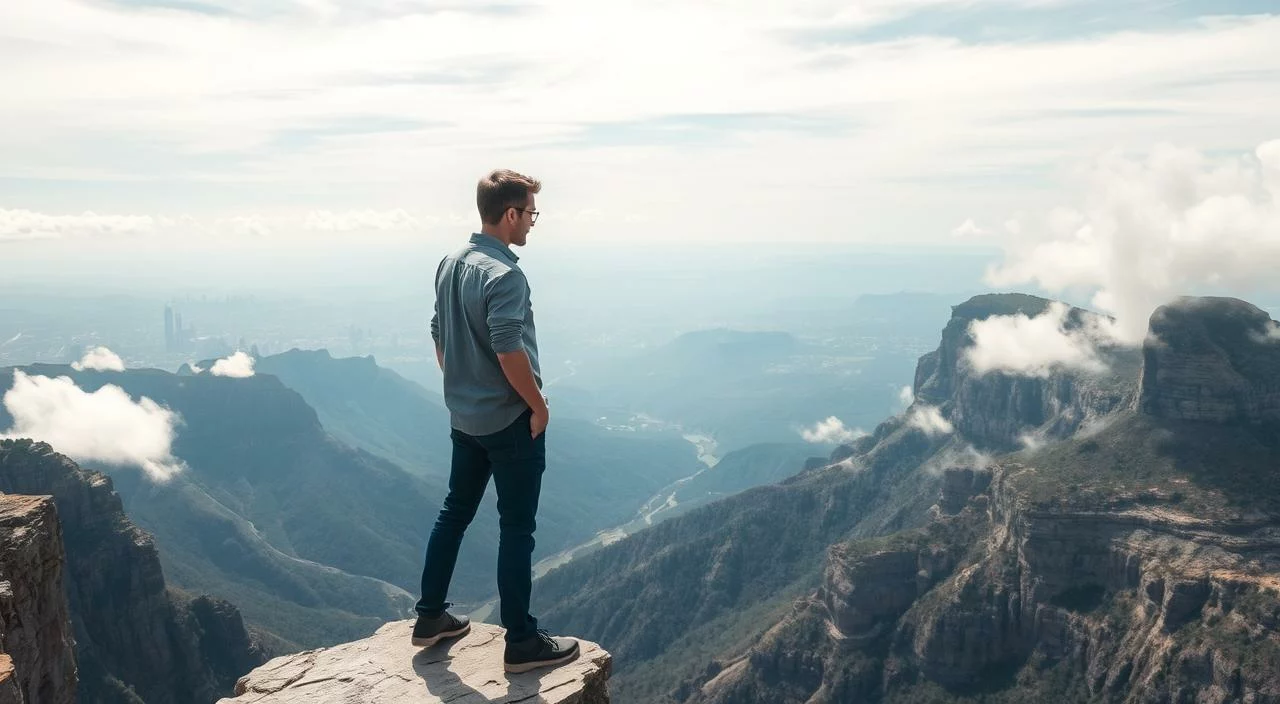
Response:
[1140,296,1280,424]
[0,494,76,704]
[221,621,611,704]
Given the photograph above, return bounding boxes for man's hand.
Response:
[531,408,549,439]
[496,348,548,438]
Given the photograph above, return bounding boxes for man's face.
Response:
[510,195,536,247]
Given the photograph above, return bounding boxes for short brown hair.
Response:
[477,169,542,225]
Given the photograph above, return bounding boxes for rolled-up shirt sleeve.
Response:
[430,303,440,346]
[430,257,446,346]
[485,271,528,353]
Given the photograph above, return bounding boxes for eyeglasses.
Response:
[511,207,539,224]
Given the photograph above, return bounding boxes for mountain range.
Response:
[531,294,1280,703]
[0,348,708,650]
[4,292,1279,704]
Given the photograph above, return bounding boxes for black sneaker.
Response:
[503,629,580,673]
[411,611,471,647]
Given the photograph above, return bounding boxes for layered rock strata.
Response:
[1140,297,1280,424]
[685,461,1280,703]
[0,439,265,703]
[0,494,76,704]
[912,294,1141,452]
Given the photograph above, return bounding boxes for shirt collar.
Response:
[470,232,519,263]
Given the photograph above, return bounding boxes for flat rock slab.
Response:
[220,621,611,704]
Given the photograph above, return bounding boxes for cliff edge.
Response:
[222,621,612,704]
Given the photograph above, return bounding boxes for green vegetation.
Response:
[254,348,705,559]
[886,653,1094,704]
[3,365,440,648]
[617,571,818,703]
[533,413,949,703]
[1049,583,1106,613]
[1015,411,1280,516]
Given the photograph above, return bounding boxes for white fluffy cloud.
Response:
[0,208,443,242]
[908,405,954,436]
[303,209,426,232]
[210,351,255,378]
[801,416,867,444]
[951,219,987,238]
[965,302,1112,378]
[923,443,992,476]
[0,208,164,241]
[71,346,125,372]
[985,140,1280,345]
[3,2,1279,246]
[226,216,271,238]
[898,385,915,409]
[1,371,184,482]
[1018,432,1044,451]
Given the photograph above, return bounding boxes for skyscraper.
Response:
[164,305,175,353]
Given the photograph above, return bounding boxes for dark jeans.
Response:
[416,408,546,643]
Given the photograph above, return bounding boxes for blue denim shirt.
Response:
[430,233,542,435]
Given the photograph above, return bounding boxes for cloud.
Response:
[985,140,1280,345]
[0,208,164,241]
[189,362,204,373]
[964,301,1112,378]
[71,346,125,372]
[922,443,992,476]
[950,218,987,238]
[1018,432,1044,451]
[0,208,443,243]
[897,385,915,409]
[907,404,954,436]
[1250,320,1280,344]
[210,350,255,378]
[1075,413,1117,440]
[303,209,426,231]
[1,371,184,482]
[3,1,1279,248]
[801,416,867,444]
[226,215,271,238]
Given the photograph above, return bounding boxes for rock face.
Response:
[912,293,1141,451]
[684,454,1280,703]
[0,494,76,704]
[906,465,1280,702]
[221,621,611,704]
[1140,297,1280,424]
[0,438,266,703]
[1,654,20,704]
[533,413,951,703]
[675,295,1280,704]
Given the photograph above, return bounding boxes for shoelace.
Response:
[535,628,556,647]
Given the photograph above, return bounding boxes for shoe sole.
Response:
[411,622,471,648]
[503,648,580,674]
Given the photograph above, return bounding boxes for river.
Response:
[466,429,718,623]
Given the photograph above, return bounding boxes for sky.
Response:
[4,1,1280,480]
[3,0,1279,252]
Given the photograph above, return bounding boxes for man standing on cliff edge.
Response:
[412,169,580,673]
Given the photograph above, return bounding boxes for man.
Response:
[412,169,580,674]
